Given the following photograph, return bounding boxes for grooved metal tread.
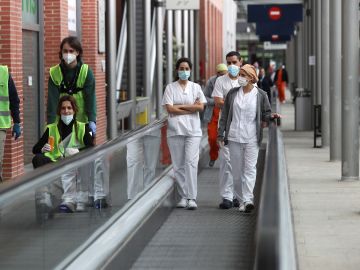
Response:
[131,162,263,270]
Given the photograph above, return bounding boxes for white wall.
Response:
[222,0,237,59]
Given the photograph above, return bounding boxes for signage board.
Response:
[256,22,295,36]
[248,4,302,23]
[68,0,76,32]
[264,42,287,50]
[166,0,200,10]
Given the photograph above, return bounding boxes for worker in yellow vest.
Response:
[0,65,21,182]
[47,36,108,209]
[32,95,94,213]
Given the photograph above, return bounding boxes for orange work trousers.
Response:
[277,82,286,103]
[207,106,220,161]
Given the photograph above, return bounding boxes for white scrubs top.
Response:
[162,81,207,137]
[228,87,258,143]
[211,74,240,99]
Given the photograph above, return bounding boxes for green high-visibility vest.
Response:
[44,121,86,162]
[49,64,89,122]
[0,65,11,128]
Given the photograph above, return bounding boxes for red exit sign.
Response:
[268,7,282,21]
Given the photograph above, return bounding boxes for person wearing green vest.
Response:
[0,65,21,182]
[47,36,96,133]
[32,95,94,213]
[47,36,108,210]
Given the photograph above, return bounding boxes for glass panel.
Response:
[22,0,39,25]
[0,122,170,269]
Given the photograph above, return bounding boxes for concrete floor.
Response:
[281,101,360,270]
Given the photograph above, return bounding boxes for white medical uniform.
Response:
[162,81,206,200]
[227,87,259,204]
[127,130,161,199]
[211,74,239,201]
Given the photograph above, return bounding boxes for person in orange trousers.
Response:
[203,63,228,167]
[274,64,288,103]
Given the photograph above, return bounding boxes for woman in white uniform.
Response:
[217,64,280,213]
[162,57,207,210]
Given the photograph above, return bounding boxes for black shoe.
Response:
[233,198,240,208]
[209,160,215,167]
[245,202,254,213]
[95,198,108,209]
[219,199,233,209]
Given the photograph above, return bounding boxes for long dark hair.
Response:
[58,36,83,62]
[174,57,193,81]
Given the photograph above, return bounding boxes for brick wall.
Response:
[43,0,69,111]
[0,0,24,179]
[81,0,107,144]
[199,0,224,82]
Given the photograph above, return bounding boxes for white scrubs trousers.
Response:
[126,136,161,199]
[218,145,234,201]
[61,169,87,204]
[228,141,259,204]
[167,135,201,200]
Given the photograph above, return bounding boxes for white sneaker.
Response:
[187,199,197,210]
[76,202,86,212]
[39,192,53,208]
[176,198,187,208]
[239,203,245,212]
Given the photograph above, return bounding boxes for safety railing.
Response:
[254,122,297,270]
[0,117,169,270]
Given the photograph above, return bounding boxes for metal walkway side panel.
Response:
[130,149,265,270]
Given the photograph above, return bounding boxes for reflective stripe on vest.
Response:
[44,121,86,162]
[49,64,89,122]
[0,65,11,128]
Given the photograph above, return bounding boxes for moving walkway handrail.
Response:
[0,118,167,208]
[254,122,297,270]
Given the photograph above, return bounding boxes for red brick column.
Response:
[0,0,24,179]
[43,0,69,106]
[81,0,107,144]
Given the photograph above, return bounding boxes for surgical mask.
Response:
[227,65,240,77]
[63,53,77,65]
[178,70,191,81]
[61,114,74,125]
[238,76,248,87]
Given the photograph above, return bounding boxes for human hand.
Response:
[271,113,282,119]
[217,138,225,148]
[89,121,96,136]
[12,123,21,140]
[41,143,51,153]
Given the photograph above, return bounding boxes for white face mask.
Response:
[238,76,248,87]
[61,114,74,125]
[63,53,77,65]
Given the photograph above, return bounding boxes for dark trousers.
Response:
[32,154,53,169]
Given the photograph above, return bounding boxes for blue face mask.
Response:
[178,70,191,81]
[228,65,240,77]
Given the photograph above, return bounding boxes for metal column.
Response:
[166,10,173,85]
[174,10,182,58]
[315,0,322,105]
[189,10,195,81]
[144,0,152,122]
[329,0,341,160]
[155,0,165,119]
[341,0,359,180]
[183,10,189,57]
[127,0,136,129]
[194,11,200,82]
[320,0,330,147]
[303,2,309,92]
[295,23,304,89]
[106,0,118,139]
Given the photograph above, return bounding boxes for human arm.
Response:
[217,92,231,145]
[83,68,97,122]
[8,75,20,124]
[203,77,216,105]
[32,129,50,154]
[83,123,95,147]
[47,78,60,124]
